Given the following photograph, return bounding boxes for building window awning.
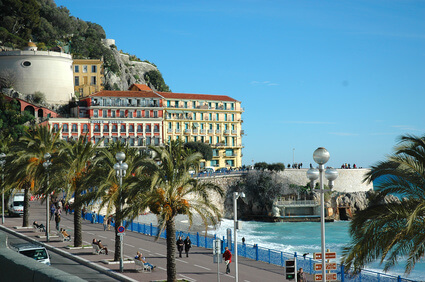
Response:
[167,110,183,114]
[192,123,199,128]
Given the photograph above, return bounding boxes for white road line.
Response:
[194,264,211,270]
[139,248,150,252]
[158,266,166,271]
[124,243,135,247]
[87,232,94,235]
[179,274,196,282]
[176,258,188,264]
[98,235,107,239]
[244,280,251,282]
[155,252,166,257]
[225,274,235,278]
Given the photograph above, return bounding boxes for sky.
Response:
[55,0,425,168]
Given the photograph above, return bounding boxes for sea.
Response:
[209,219,424,281]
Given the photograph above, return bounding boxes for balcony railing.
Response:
[215,130,221,134]
[175,129,181,133]
[200,129,206,134]
[208,130,214,134]
[193,129,198,134]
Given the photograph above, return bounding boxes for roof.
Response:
[158,91,239,102]
[129,84,152,91]
[90,90,160,98]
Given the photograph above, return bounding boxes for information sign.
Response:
[313,252,337,260]
[314,273,337,281]
[117,225,125,233]
[314,262,337,271]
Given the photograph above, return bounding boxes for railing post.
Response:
[268,249,271,263]
[397,276,401,282]
[205,235,207,248]
[341,264,344,282]
[150,223,153,236]
[197,232,200,247]
[255,244,259,261]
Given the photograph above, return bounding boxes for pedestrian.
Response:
[54,212,61,230]
[242,237,245,244]
[103,216,108,231]
[223,246,232,274]
[107,216,112,230]
[184,236,191,257]
[176,236,184,258]
[50,203,56,221]
[297,267,307,282]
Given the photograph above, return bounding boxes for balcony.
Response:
[224,130,230,135]
[240,130,245,135]
[184,129,191,134]
[200,129,206,134]
[175,129,181,133]
[215,130,221,134]
[167,128,173,133]
[231,130,237,134]
[193,129,198,134]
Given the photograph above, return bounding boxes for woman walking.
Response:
[184,236,192,257]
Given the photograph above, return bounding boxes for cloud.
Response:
[250,81,279,86]
[392,125,420,131]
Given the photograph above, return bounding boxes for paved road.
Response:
[1,200,314,282]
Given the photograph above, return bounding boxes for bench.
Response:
[134,259,152,273]
[92,243,106,255]
[33,222,45,232]
[59,232,71,242]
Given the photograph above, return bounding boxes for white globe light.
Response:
[306,168,319,181]
[115,152,126,162]
[313,147,330,165]
[325,167,338,181]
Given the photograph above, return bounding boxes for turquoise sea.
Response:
[211,219,424,281]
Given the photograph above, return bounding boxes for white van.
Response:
[12,243,51,265]
[8,193,24,216]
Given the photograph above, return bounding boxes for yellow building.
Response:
[159,91,244,169]
[72,59,103,97]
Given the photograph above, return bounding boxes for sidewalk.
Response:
[1,200,309,282]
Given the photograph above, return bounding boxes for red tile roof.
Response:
[129,84,152,91]
[90,90,160,98]
[157,91,238,102]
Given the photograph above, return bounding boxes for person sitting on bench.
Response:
[60,228,71,240]
[92,238,108,255]
[135,251,155,270]
[33,221,46,232]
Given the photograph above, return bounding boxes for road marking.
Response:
[176,258,188,264]
[155,252,166,257]
[139,247,150,252]
[98,235,107,239]
[194,264,210,270]
[225,274,235,278]
[87,232,94,235]
[124,243,135,247]
[158,266,166,271]
[179,274,196,281]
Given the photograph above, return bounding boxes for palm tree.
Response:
[56,136,101,247]
[342,134,425,275]
[94,142,147,261]
[6,126,62,227]
[130,140,224,282]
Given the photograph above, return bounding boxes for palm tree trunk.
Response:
[22,187,29,227]
[114,204,121,261]
[166,217,177,282]
[74,202,82,247]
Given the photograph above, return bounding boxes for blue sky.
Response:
[56,0,425,168]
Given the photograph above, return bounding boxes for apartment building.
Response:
[73,59,103,97]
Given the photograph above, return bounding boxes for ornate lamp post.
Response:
[306,147,338,282]
[0,153,6,224]
[114,152,128,273]
[233,191,245,282]
[43,153,52,242]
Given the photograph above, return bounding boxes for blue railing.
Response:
[82,212,417,282]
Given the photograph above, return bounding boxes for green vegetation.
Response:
[342,134,425,275]
[254,162,285,172]
[184,141,213,161]
[33,91,46,104]
[144,70,171,92]
[0,94,34,140]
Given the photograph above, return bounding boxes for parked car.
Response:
[216,168,228,173]
[8,193,24,216]
[11,243,51,265]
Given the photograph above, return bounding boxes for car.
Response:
[216,168,228,173]
[11,243,51,265]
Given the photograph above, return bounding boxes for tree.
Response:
[0,95,34,140]
[342,134,425,275]
[144,70,171,92]
[254,162,268,171]
[94,142,148,261]
[56,136,100,247]
[6,125,62,227]
[184,142,213,161]
[129,140,224,281]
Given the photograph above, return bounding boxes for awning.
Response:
[192,123,199,128]
[167,110,183,114]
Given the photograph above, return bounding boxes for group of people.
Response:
[176,236,192,258]
[341,163,358,169]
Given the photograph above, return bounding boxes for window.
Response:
[72,124,77,132]
[74,76,79,86]
[193,113,196,120]
[104,138,109,145]
[215,103,219,109]
[129,125,134,132]
[209,113,212,120]
[112,125,118,132]
[226,149,234,156]
[231,103,234,110]
[137,125,143,132]
[232,114,235,121]
[175,101,179,108]
[83,65,88,73]
[216,124,220,130]
[185,136,188,143]
[145,110,150,118]
[154,125,159,132]
[208,102,212,108]
[82,124,89,133]
[216,113,219,121]
[211,160,219,167]
[154,111,158,118]
[225,114,228,121]
[129,138,134,146]
[209,124,213,130]
[224,103,227,110]
[74,65,79,73]
[94,124,100,132]
[62,124,68,132]
[209,136,212,144]
[120,125,126,132]
[120,110,125,118]
[138,138,144,146]
[201,114,204,121]
[103,124,109,132]
[92,65,97,72]
[53,124,59,132]
[93,110,98,118]
[167,101,170,107]
[137,110,141,118]
[146,124,151,132]
[192,101,196,108]
[184,101,188,108]
[111,111,116,118]
[103,110,107,118]
[91,76,96,85]
[146,137,151,145]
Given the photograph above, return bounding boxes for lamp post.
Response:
[43,153,52,242]
[0,153,6,224]
[233,191,245,282]
[114,152,128,273]
[306,147,338,282]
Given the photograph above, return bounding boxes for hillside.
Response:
[0,0,170,92]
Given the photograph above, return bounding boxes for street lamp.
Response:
[0,153,6,224]
[306,147,338,282]
[233,191,245,282]
[43,153,52,242]
[114,151,128,273]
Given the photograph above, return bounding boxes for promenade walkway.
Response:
[0,199,313,282]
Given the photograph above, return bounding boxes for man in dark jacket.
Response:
[176,236,184,258]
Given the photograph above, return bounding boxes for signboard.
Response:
[314,273,337,281]
[117,225,125,233]
[213,239,221,255]
[314,262,337,271]
[313,252,337,260]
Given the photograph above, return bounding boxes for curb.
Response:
[0,224,139,282]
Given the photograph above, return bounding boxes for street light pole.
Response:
[0,153,6,224]
[114,152,128,273]
[43,153,52,242]
[233,191,245,282]
[306,147,338,282]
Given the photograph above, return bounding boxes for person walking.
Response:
[50,203,56,221]
[223,246,232,274]
[54,212,61,231]
[176,236,184,258]
[184,236,192,257]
